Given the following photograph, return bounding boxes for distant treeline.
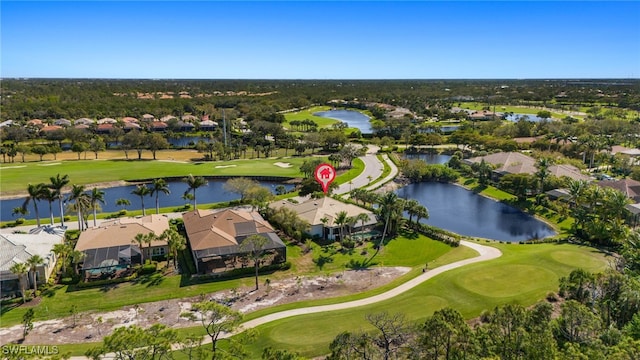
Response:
[2,78,639,121]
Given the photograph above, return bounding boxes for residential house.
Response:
[75,215,169,276]
[0,232,63,298]
[183,208,286,274]
[597,178,640,203]
[464,152,591,182]
[269,197,376,240]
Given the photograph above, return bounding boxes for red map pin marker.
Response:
[314,163,336,194]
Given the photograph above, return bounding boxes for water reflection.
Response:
[1,179,294,222]
[396,182,556,242]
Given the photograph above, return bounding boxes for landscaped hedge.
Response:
[412,223,461,247]
[190,262,291,283]
[73,273,138,289]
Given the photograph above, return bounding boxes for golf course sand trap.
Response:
[38,162,62,166]
[274,162,292,168]
[1,165,27,169]
[215,165,237,168]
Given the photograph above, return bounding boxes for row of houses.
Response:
[1,196,375,296]
[463,150,640,225]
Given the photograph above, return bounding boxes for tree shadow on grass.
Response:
[472,184,487,193]
[132,273,165,287]
[346,258,378,270]
[313,254,334,270]
[99,284,120,293]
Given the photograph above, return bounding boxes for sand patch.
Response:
[0,165,27,169]
[38,162,62,166]
[215,165,237,169]
[274,162,292,168]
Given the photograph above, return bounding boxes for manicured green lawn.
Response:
[0,232,453,328]
[283,106,338,128]
[0,157,315,195]
[334,158,364,185]
[241,241,611,358]
[458,102,582,120]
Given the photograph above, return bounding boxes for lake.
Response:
[396,182,556,242]
[505,113,550,122]
[313,110,372,134]
[1,179,295,222]
[404,153,452,165]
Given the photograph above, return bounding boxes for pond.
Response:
[313,110,372,134]
[396,182,556,242]
[505,113,550,122]
[106,136,208,149]
[0,179,295,222]
[404,153,452,165]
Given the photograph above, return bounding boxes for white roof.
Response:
[270,197,375,227]
[0,232,63,274]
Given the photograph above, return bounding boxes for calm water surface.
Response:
[396,182,556,242]
[404,154,452,165]
[1,180,294,222]
[313,110,372,134]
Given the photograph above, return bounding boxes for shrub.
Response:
[15,218,25,225]
[138,263,157,275]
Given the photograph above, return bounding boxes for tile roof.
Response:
[269,197,375,227]
[182,209,275,251]
[598,178,640,201]
[465,152,590,181]
[75,215,169,251]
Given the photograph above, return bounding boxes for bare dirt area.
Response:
[0,267,410,346]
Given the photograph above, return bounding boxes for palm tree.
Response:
[377,192,404,249]
[133,233,149,264]
[40,187,57,225]
[26,255,44,294]
[183,174,207,208]
[52,243,72,275]
[131,184,150,216]
[68,184,89,231]
[89,187,105,227]
[404,199,421,224]
[413,204,429,225]
[10,263,29,303]
[150,178,170,214]
[356,212,371,234]
[23,183,46,227]
[69,250,84,276]
[115,198,131,210]
[535,157,552,196]
[161,228,186,269]
[334,210,349,241]
[49,173,70,227]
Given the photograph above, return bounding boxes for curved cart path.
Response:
[240,240,500,328]
[69,240,500,359]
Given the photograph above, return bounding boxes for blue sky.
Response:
[2,1,639,79]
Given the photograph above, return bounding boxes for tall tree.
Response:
[186,301,246,360]
[183,174,207,208]
[49,173,70,227]
[377,192,405,249]
[9,263,29,304]
[334,210,349,241]
[68,184,90,231]
[22,183,46,227]
[240,234,269,290]
[161,228,186,269]
[150,178,170,214]
[89,187,105,227]
[131,184,150,216]
[26,255,44,293]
